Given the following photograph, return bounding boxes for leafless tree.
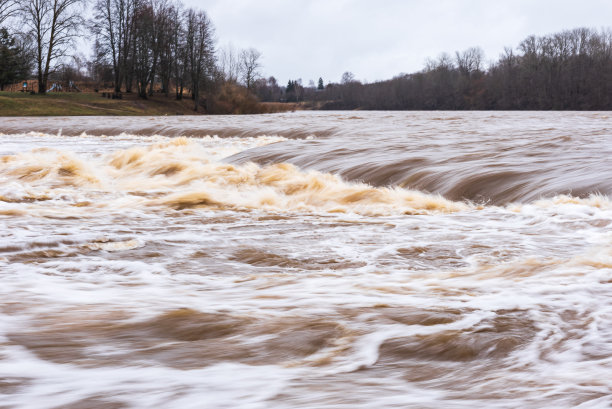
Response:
[132,0,154,98]
[0,0,18,25]
[340,71,355,84]
[158,1,179,96]
[146,0,172,96]
[19,0,84,93]
[168,4,186,99]
[219,43,240,83]
[424,52,454,72]
[119,0,136,92]
[239,47,260,90]
[90,0,136,92]
[253,76,282,102]
[185,8,214,110]
[455,47,484,75]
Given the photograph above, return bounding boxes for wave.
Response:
[0,116,335,139]
[0,138,467,215]
[228,139,612,205]
[1,135,610,216]
[3,112,611,206]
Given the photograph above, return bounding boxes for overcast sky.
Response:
[186,0,612,85]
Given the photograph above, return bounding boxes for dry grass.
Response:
[0,91,203,116]
[0,91,298,116]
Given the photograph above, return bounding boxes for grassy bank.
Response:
[0,91,299,116]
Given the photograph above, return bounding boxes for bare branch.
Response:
[0,0,18,25]
[239,47,260,90]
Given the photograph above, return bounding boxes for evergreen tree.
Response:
[286,79,295,93]
[317,77,324,90]
[0,28,31,90]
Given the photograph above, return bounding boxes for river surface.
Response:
[0,111,611,408]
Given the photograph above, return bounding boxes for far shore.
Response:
[0,91,300,116]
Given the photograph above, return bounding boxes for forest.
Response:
[268,28,612,110]
[2,0,612,111]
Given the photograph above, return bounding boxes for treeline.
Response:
[252,28,612,111]
[90,0,218,110]
[0,0,265,112]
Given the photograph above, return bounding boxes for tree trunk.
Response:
[114,70,121,93]
[125,72,132,92]
[148,69,155,96]
[138,81,147,99]
[37,71,45,94]
[37,43,45,93]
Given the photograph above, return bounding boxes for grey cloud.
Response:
[188,0,612,84]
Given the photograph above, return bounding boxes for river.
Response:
[0,111,611,408]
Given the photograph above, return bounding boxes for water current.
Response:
[0,112,611,408]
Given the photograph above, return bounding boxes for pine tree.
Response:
[0,28,31,91]
[286,79,295,93]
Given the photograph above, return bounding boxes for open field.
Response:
[0,91,215,116]
[0,92,299,116]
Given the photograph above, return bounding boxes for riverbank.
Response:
[0,91,298,116]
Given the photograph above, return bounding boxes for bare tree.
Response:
[239,47,260,90]
[91,0,118,91]
[185,8,214,110]
[219,43,240,83]
[0,0,18,25]
[341,71,355,84]
[455,47,484,75]
[158,1,179,96]
[119,0,136,92]
[146,0,172,96]
[90,0,136,93]
[19,0,84,93]
[132,0,154,98]
[168,4,186,100]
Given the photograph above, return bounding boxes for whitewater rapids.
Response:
[0,112,611,409]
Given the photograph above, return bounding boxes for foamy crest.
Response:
[85,239,144,252]
[1,137,467,215]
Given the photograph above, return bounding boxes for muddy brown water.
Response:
[0,112,611,408]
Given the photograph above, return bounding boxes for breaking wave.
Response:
[1,134,610,217]
[0,136,468,215]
